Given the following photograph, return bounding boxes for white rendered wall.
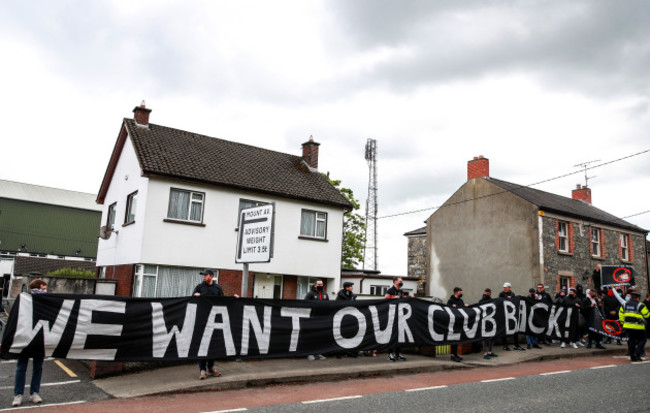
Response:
[96,135,148,267]
[138,178,344,281]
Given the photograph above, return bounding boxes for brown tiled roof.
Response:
[122,119,352,209]
[487,177,647,233]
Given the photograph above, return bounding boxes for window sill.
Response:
[557,251,573,256]
[298,235,328,242]
[591,256,605,260]
[163,218,206,227]
[122,221,135,227]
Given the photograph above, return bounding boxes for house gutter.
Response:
[538,211,545,287]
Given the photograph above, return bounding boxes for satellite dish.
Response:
[99,226,112,240]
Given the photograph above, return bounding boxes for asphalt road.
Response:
[247,361,650,413]
[0,358,110,409]
[2,356,647,412]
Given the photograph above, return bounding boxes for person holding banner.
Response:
[385,277,409,362]
[12,280,47,407]
[447,287,467,362]
[499,283,525,351]
[305,279,328,361]
[193,269,224,380]
[618,291,649,362]
[585,289,606,350]
[479,289,497,359]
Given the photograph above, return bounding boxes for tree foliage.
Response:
[326,175,366,269]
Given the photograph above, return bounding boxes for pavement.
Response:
[92,341,640,399]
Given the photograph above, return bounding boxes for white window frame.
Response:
[370,285,389,296]
[558,221,568,252]
[300,209,327,239]
[125,191,137,224]
[167,188,205,223]
[620,233,629,261]
[107,202,117,230]
[591,227,601,257]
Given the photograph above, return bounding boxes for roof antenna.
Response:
[573,159,600,187]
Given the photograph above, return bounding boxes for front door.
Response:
[254,274,283,299]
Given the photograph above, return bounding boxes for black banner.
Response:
[600,265,636,288]
[1,293,581,361]
[587,309,628,341]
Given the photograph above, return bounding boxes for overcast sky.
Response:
[1,1,649,276]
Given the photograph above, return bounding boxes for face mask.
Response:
[397,282,403,287]
[625,296,630,302]
[458,293,463,298]
[316,285,323,292]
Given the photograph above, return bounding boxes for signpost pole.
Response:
[241,262,249,298]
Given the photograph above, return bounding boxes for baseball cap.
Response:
[343,282,354,288]
[200,268,215,276]
[503,282,512,288]
[529,288,535,293]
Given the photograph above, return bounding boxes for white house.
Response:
[95,103,352,299]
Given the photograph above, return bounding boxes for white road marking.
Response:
[0,400,86,411]
[405,385,448,392]
[302,395,363,404]
[590,365,616,369]
[480,377,515,383]
[0,380,80,391]
[202,409,248,413]
[540,370,571,376]
[0,358,55,365]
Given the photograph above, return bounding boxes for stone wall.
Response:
[407,235,427,280]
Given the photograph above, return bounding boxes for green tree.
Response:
[326,175,366,269]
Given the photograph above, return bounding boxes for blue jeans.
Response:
[15,356,44,396]
[526,335,538,346]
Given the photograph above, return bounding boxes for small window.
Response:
[370,285,389,296]
[107,203,117,230]
[558,221,568,252]
[591,227,601,257]
[125,191,138,224]
[300,210,327,239]
[559,276,571,291]
[620,233,629,261]
[167,189,204,222]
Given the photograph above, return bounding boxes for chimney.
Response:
[571,184,592,204]
[133,100,152,127]
[467,155,489,180]
[301,135,320,170]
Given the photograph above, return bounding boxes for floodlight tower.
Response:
[363,138,378,271]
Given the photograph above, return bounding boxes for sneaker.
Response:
[483,353,491,360]
[577,341,585,347]
[571,342,579,349]
[307,355,316,361]
[513,346,525,351]
[560,342,566,348]
[396,354,407,361]
[12,395,22,407]
[450,354,462,362]
[30,393,42,404]
[387,353,396,362]
[596,344,606,350]
[488,352,498,357]
[208,368,221,377]
[199,370,207,380]
[503,346,511,351]
[317,354,327,360]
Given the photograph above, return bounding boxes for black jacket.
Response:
[336,289,356,301]
[478,294,492,304]
[305,286,329,300]
[499,290,516,300]
[538,291,553,306]
[447,295,465,308]
[193,281,224,297]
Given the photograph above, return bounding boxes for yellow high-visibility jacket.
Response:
[618,300,650,330]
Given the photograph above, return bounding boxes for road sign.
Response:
[236,204,274,263]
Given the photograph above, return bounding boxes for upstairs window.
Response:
[125,191,138,224]
[300,210,327,239]
[167,189,204,223]
[620,233,630,261]
[107,202,117,230]
[558,221,568,252]
[591,227,601,257]
[238,199,268,226]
